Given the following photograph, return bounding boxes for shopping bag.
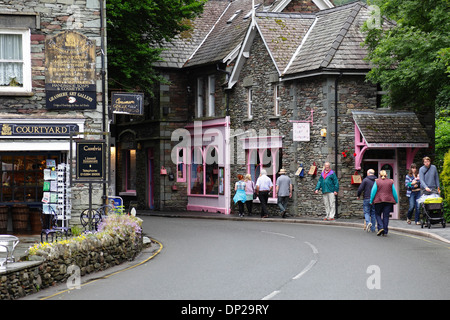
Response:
[351,171,362,185]
[308,162,317,175]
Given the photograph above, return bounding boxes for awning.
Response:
[352,111,430,170]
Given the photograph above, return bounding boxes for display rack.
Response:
[42,161,71,229]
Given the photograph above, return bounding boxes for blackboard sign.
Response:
[111,92,144,115]
[76,141,105,180]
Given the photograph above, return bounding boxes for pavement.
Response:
[7,210,450,263]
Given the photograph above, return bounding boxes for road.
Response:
[26,216,450,300]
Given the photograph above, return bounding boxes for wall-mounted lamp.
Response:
[320,128,327,138]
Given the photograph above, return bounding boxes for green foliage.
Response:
[106,0,205,93]
[435,116,450,170]
[363,0,450,111]
[440,150,450,222]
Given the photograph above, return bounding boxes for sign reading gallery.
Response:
[45,31,96,110]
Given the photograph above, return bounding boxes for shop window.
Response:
[122,149,136,194]
[189,146,219,196]
[0,153,59,204]
[247,148,280,199]
[0,29,31,94]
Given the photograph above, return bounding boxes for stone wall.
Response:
[0,234,143,300]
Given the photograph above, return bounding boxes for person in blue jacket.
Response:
[370,170,398,236]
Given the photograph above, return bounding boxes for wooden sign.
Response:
[45,31,96,109]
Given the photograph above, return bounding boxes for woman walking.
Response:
[233,174,247,217]
[244,174,255,216]
[405,163,421,225]
[370,170,398,236]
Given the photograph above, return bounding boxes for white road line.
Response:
[304,241,319,254]
[260,230,295,239]
[262,290,280,300]
[293,259,317,280]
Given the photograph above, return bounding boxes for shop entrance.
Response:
[362,150,399,219]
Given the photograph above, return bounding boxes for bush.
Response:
[440,149,450,222]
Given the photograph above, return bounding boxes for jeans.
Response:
[363,199,376,231]
[277,196,289,213]
[374,203,393,235]
[407,191,420,223]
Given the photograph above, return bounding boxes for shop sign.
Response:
[45,31,96,110]
[111,92,144,115]
[293,123,310,142]
[76,141,105,180]
[0,123,79,137]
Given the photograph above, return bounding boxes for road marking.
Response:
[305,241,319,254]
[261,230,295,239]
[293,259,317,280]
[262,290,280,300]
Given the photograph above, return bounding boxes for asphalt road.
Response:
[27,216,450,301]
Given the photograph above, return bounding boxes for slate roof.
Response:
[154,0,230,68]
[255,12,315,73]
[352,111,430,145]
[155,0,290,69]
[283,1,372,76]
[154,1,384,78]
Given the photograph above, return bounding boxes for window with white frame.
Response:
[196,75,216,118]
[274,84,280,116]
[0,29,31,93]
[247,87,253,119]
[208,75,215,117]
[246,147,281,199]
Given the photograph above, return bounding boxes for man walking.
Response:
[357,169,376,232]
[419,157,440,194]
[314,162,339,220]
[276,168,292,218]
[256,169,273,218]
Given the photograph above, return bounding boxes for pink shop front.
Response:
[179,118,231,214]
[352,111,430,219]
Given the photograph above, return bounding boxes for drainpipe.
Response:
[334,73,342,218]
[100,0,107,203]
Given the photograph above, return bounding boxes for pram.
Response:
[420,195,446,229]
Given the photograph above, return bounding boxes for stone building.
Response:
[114,0,434,219]
[0,0,108,232]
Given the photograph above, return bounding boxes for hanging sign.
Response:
[111,92,144,115]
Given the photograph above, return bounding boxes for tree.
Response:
[363,0,450,112]
[106,0,205,93]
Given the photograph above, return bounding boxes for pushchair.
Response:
[420,195,446,229]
